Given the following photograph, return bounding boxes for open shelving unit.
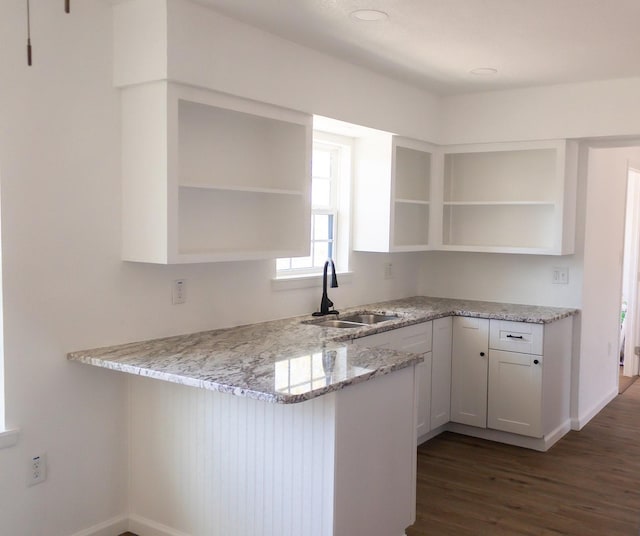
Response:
[121,82,312,264]
[439,141,577,255]
[353,135,435,252]
[392,142,432,250]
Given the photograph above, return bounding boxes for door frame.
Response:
[621,164,640,378]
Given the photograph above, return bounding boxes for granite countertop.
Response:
[67,296,578,404]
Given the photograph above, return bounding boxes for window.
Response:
[276,132,351,277]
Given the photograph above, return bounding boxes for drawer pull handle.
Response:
[480,352,485,357]
[506,334,524,340]
[533,359,540,365]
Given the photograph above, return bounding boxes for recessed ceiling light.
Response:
[350,9,389,22]
[470,67,498,76]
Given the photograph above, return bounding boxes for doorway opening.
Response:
[619,166,640,392]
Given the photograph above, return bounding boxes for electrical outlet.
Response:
[552,267,569,285]
[172,279,186,304]
[28,454,46,487]
[384,263,393,279]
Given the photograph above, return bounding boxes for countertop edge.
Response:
[67,297,579,404]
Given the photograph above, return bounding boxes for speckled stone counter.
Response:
[67,296,578,404]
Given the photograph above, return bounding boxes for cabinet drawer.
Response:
[489,320,543,355]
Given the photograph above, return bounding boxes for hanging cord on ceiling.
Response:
[65,0,70,14]
[26,0,32,66]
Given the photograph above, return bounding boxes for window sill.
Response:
[0,428,19,449]
[271,271,353,291]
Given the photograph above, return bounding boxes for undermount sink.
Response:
[305,312,399,329]
[311,319,367,329]
[340,313,399,324]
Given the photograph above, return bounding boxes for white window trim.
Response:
[271,270,353,291]
[0,428,19,449]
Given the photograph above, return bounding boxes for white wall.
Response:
[114,0,441,143]
[419,251,582,307]
[440,77,640,144]
[575,145,640,427]
[0,1,427,535]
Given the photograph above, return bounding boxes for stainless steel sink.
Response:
[310,319,367,329]
[339,313,399,324]
[305,312,399,328]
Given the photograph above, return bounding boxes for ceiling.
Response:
[194,0,640,96]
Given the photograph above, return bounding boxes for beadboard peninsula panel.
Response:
[129,376,336,536]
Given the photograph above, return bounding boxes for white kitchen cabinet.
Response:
[397,327,433,440]
[121,81,312,264]
[430,316,453,430]
[450,317,489,428]
[487,349,543,437]
[353,322,433,439]
[449,316,572,447]
[353,135,436,252]
[438,140,578,255]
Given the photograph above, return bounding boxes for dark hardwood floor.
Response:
[407,380,640,536]
[619,367,638,394]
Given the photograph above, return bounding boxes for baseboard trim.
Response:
[69,515,129,536]
[542,420,572,451]
[417,423,448,445]
[445,421,570,452]
[128,514,191,536]
[572,387,618,430]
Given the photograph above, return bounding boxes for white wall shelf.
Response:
[395,199,430,205]
[437,140,578,255]
[121,81,312,264]
[179,184,304,196]
[353,135,436,252]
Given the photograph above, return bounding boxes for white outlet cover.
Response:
[28,453,47,487]
[172,279,187,304]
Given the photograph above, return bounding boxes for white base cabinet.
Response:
[487,320,545,437]
[488,349,543,437]
[449,316,572,445]
[430,317,453,431]
[450,317,489,428]
[354,314,572,451]
[353,322,433,440]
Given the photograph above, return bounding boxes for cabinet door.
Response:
[451,317,489,428]
[488,350,543,437]
[353,323,432,440]
[415,353,433,439]
[431,317,452,429]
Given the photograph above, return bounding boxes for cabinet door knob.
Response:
[533,359,540,365]
[480,352,485,357]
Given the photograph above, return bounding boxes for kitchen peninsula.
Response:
[68,297,576,536]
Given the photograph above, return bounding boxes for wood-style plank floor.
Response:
[407,380,640,536]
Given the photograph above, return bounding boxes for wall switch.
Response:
[172,279,186,304]
[384,263,393,279]
[552,267,569,285]
[28,454,46,487]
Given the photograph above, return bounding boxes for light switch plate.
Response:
[552,267,569,285]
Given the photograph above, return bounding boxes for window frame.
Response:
[276,131,352,279]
